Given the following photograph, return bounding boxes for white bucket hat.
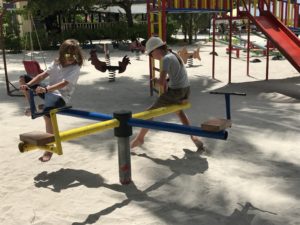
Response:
[145,36,166,55]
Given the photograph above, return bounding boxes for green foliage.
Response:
[4,34,22,52]
[60,23,148,45]
[26,0,99,18]
[23,29,61,50]
[166,17,180,42]
[21,22,148,50]
[26,0,134,26]
[2,10,22,52]
[169,13,211,44]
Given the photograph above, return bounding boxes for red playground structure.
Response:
[147,0,300,95]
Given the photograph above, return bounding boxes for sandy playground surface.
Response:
[0,38,300,225]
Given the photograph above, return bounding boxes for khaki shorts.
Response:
[150,86,190,110]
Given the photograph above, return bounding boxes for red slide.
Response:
[246,11,300,72]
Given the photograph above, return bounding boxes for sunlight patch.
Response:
[244,132,300,165]
[258,92,299,103]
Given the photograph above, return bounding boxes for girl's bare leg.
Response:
[19,76,30,103]
[39,116,53,162]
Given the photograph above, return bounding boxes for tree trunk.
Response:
[188,15,193,44]
[116,1,133,27]
[124,7,133,27]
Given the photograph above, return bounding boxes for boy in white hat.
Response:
[130,36,204,150]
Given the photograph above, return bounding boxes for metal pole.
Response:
[113,110,133,185]
[212,14,216,79]
[225,94,231,120]
[228,0,233,83]
[266,39,269,80]
[0,13,10,95]
[117,137,132,185]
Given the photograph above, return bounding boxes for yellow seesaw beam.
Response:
[19,102,191,153]
[20,119,119,153]
[132,102,191,120]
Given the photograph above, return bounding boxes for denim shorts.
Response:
[43,93,66,113]
[21,74,66,116]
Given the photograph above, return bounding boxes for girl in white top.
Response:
[19,39,84,162]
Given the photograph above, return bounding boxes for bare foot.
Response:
[191,137,204,150]
[39,152,53,162]
[130,138,144,149]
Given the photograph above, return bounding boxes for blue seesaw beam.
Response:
[128,118,228,140]
[54,109,228,140]
[60,109,113,121]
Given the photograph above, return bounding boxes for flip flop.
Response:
[39,152,52,162]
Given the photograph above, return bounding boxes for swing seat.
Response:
[23,60,43,77]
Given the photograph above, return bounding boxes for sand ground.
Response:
[0,39,300,225]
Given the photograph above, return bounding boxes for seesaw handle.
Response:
[209,91,246,120]
[32,106,73,119]
[28,89,73,119]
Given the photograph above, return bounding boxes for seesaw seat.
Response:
[20,131,55,146]
[201,118,232,132]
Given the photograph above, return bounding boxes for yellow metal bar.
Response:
[19,142,56,153]
[287,0,291,26]
[158,11,162,38]
[184,0,188,8]
[158,60,164,95]
[174,0,179,8]
[132,103,191,120]
[59,119,119,142]
[151,57,155,81]
[194,0,198,8]
[20,108,63,155]
[254,0,257,16]
[279,0,282,19]
[150,13,155,35]
[50,109,63,155]
[273,0,277,17]
[157,2,163,95]
[20,103,191,153]
[150,10,157,94]
[21,119,120,152]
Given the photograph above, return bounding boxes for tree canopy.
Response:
[4,0,136,26]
